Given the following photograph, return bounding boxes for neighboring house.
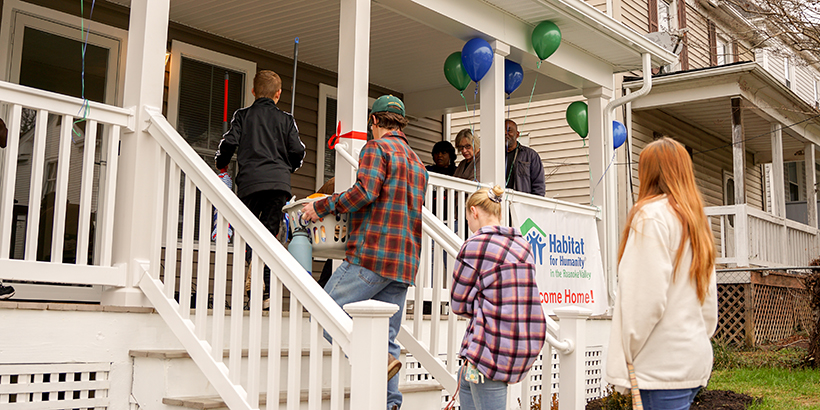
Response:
[0,0,674,409]
[449,0,820,268]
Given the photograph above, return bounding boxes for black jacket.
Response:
[215,98,305,198]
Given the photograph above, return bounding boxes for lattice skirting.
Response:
[716,282,814,346]
[0,363,110,409]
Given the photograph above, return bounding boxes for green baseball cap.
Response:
[369,95,405,117]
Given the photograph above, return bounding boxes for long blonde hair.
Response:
[618,138,715,303]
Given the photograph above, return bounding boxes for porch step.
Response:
[162,381,443,409]
[130,347,408,359]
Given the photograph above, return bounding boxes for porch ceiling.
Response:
[624,62,820,164]
[108,0,674,115]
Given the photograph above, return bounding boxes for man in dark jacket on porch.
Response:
[504,119,545,196]
[214,70,305,305]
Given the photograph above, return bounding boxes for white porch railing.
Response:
[706,204,820,267]
[142,108,390,410]
[334,144,595,410]
[0,81,129,286]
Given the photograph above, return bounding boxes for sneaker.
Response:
[262,298,271,311]
[0,284,15,300]
[387,353,401,380]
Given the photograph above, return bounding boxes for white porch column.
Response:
[771,124,786,218]
[103,0,170,306]
[583,86,613,303]
[480,40,509,189]
[805,143,817,229]
[335,0,371,190]
[345,300,398,410]
[731,98,746,205]
[731,97,749,266]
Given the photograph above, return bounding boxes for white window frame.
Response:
[316,84,376,191]
[784,57,792,89]
[0,0,127,106]
[716,35,731,66]
[814,77,819,109]
[658,0,672,32]
[166,40,256,130]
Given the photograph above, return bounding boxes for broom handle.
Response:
[628,363,643,410]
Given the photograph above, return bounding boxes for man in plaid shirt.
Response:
[301,95,427,410]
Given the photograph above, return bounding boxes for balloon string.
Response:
[473,84,479,134]
[461,91,474,135]
[521,61,541,127]
[590,149,616,206]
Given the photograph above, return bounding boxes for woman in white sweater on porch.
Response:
[606,137,718,410]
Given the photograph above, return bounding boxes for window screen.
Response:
[176,57,245,155]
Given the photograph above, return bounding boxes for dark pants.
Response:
[241,189,290,294]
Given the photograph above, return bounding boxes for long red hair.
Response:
[617,137,715,303]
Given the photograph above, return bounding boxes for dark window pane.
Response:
[19,27,108,103]
[177,57,244,153]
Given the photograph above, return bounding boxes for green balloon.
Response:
[532,21,562,60]
[566,101,589,139]
[443,52,472,92]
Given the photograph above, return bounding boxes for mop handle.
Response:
[291,38,299,114]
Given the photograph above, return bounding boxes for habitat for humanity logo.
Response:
[520,218,547,265]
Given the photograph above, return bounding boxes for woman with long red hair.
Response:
[605,137,718,410]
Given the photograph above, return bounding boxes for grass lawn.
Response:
[708,367,820,410]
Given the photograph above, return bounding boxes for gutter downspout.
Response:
[603,53,653,307]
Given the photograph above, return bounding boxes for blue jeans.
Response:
[640,387,701,410]
[323,261,409,410]
[458,363,508,410]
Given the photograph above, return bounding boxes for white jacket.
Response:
[605,197,717,392]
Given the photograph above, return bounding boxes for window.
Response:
[716,37,729,65]
[786,162,800,201]
[658,0,671,32]
[723,170,735,227]
[166,40,256,170]
[784,58,792,88]
[814,78,819,109]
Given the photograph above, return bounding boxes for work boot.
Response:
[387,353,401,380]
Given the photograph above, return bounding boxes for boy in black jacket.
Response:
[215,70,305,306]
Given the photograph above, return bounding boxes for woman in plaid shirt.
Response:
[451,185,547,410]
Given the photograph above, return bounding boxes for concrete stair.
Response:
[130,346,444,410]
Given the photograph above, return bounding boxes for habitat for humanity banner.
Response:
[511,203,607,316]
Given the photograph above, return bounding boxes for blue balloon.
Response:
[504,59,524,95]
[613,120,627,149]
[461,38,494,82]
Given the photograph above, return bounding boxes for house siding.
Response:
[685,3,710,70]
[621,0,649,33]
[793,62,815,108]
[405,116,444,167]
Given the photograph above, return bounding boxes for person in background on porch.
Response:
[606,137,717,410]
[214,70,305,310]
[426,140,457,176]
[0,118,13,299]
[450,185,546,410]
[453,128,481,182]
[301,95,427,410]
[504,119,545,196]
